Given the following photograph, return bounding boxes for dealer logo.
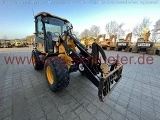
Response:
[118,43,127,46]
[137,43,150,47]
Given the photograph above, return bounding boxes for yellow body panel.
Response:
[67,39,76,51]
[58,38,76,69]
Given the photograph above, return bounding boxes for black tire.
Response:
[118,48,121,51]
[44,56,69,92]
[129,48,132,52]
[31,50,44,70]
[155,50,159,55]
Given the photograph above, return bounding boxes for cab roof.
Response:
[35,12,69,22]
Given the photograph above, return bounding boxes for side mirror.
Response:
[67,23,73,29]
[34,31,43,35]
[33,32,38,35]
[42,17,49,23]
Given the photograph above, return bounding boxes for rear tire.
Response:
[44,56,69,92]
[31,50,44,70]
[155,50,159,55]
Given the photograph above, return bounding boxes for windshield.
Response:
[119,39,124,42]
[43,17,69,35]
[137,38,144,42]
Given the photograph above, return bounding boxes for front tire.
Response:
[44,56,69,92]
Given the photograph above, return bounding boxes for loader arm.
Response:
[60,31,123,101]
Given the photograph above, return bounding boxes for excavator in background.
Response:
[99,34,117,50]
[132,30,155,54]
[0,40,12,48]
[116,33,132,52]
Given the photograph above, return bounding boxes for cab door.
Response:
[34,16,45,52]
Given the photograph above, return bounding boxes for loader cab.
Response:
[34,12,71,53]
[137,38,144,42]
[119,39,125,42]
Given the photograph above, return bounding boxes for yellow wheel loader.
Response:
[31,12,123,102]
[116,33,132,52]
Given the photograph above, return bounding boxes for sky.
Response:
[0,0,160,39]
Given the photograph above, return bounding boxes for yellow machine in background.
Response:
[116,33,132,52]
[85,37,95,48]
[80,37,95,48]
[14,39,24,47]
[80,38,86,46]
[132,29,155,54]
[98,34,117,50]
[0,40,13,48]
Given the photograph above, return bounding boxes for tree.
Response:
[105,21,125,38]
[152,19,160,32]
[151,19,160,42]
[72,30,80,39]
[132,17,151,37]
[89,25,100,38]
[141,17,151,29]
[132,24,143,37]
[80,29,90,39]
[151,32,159,43]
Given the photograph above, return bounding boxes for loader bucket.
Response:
[98,63,123,101]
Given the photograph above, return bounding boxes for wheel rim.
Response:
[32,55,36,66]
[46,66,54,84]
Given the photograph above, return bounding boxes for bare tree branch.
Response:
[105,21,125,38]
[90,25,100,38]
[132,17,151,37]
[80,29,90,39]
[151,19,160,43]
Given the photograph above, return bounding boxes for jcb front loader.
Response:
[31,12,123,102]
